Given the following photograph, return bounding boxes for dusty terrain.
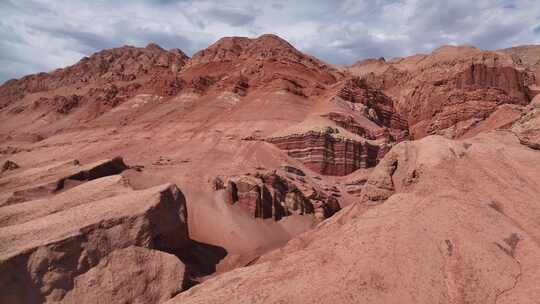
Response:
[0,35,539,303]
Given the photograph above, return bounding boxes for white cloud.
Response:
[1,0,539,83]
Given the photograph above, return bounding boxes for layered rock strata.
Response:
[351,46,532,139]
[267,129,382,176]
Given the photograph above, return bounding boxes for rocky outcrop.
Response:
[322,112,379,140]
[351,46,532,139]
[1,160,19,173]
[455,64,528,99]
[359,148,402,203]
[55,157,128,190]
[268,128,382,176]
[517,129,540,150]
[511,96,540,150]
[3,157,128,205]
[214,171,340,221]
[279,165,305,176]
[499,44,540,94]
[145,73,186,97]
[460,104,524,139]
[0,183,189,303]
[33,95,82,114]
[334,77,409,132]
[187,76,216,94]
[268,77,409,178]
[87,82,143,109]
[318,77,410,154]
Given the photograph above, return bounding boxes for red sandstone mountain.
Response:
[349,45,532,138]
[0,35,539,303]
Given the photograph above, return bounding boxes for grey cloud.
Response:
[125,29,205,55]
[468,21,525,49]
[1,0,539,84]
[303,24,407,65]
[202,6,258,27]
[30,26,118,54]
[271,3,284,10]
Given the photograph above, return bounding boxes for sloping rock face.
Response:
[331,77,409,137]
[62,246,185,304]
[0,175,132,228]
[511,94,540,150]
[214,170,340,220]
[169,131,540,304]
[0,183,189,303]
[499,44,540,94]
[1,157,129,205]
[351,46,532,139]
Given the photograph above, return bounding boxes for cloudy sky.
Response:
[1,0,540,83]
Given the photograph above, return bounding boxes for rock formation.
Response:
[214,170,340,220]
[0,182,189,303]
[350,45,532,139]
[499,44,540,95]
[168,130,540,304]
[1,34,539,304]
[267,128,382,176]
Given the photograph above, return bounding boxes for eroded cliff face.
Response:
[268,129,382,176]
[351,45,533,139]
[330,77,410,140]
[265,77,406,176]
[499,44,540,94]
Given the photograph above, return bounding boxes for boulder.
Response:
[0,183,188,303]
